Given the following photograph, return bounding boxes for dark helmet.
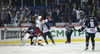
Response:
[88,14,92,17]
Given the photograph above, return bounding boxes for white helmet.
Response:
[38,16,42,20]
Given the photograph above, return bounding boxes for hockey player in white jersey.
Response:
[36,16,50,46]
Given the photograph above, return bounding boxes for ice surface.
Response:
[0,42,100,54]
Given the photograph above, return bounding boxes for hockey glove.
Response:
[46,16,50,20]
[78,29,81,32]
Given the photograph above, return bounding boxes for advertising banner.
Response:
[0,26,100,41]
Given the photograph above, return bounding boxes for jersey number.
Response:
[90,22,94,27]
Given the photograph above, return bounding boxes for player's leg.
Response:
[68,30,73,43]
[85,33,90,51]
[38,33,43,46]
[65,32,70,43]
[43,33,48,45]
[47,32,55,44]
[20,33,30,46]
[32,36,37,45]
[35,28,43,46]
[38,36,43,46]
[91,33,95,51]
[29,36,34,45]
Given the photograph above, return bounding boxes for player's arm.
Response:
[78,25,86,32]
[96,26,100,32]
[78,19,88,32]
[44,16,50,23]
[94,19,100,32]
[71,25,77,31]
[73,4,76,11]
[41,16,50,26]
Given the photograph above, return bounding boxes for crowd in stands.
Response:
[0,0,100,26]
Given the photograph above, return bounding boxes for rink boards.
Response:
[0,25,100,44]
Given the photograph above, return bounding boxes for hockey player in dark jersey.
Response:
[20,24,43,46]
[26,24,37,45]
[78,15,100,51]
[42,23,55,45]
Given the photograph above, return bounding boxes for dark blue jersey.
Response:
[85,17,98,28]
[42,23,50,33]
[80,17,99,33]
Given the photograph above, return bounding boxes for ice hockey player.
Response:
[78,15,100,51]
[42,23,55,45]
[36,16,50,46]
[20,24,42,46]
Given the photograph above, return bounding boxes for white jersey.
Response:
[87,28,96,33]
[36,19,48,31]
[76,10,83,20]
[43,26,49,33]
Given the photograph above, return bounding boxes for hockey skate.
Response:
[38,43,43,46]
[92,46,95,51]
[33,42,36,46]
[30,42,36,46]
[30,42,34,45]
[52,41,55,44]
[45,41,48,45]
[52,40,55,44]
[84,46,88,51]
[65,41,71,43]
[53,42,55,45]
[20,44,24,46]
[46,42,49,45]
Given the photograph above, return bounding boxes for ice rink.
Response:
[0,42,100,54]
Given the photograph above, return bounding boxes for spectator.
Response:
[73,7,84,23]
[55,8,60,22]
[70,11,77,22]
[59,7,64,22]
[0,19,3,26]
[63,4,70,22]
[52,8,57,24]
[13,19,20,26]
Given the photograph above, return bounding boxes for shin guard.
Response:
[20,33,30,46]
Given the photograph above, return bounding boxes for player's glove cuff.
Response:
[78,29,81,32]
[97,27,100,32]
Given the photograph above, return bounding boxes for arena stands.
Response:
[0,0,100,26]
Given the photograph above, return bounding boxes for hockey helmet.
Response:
[38,16,43,21]
[38,16,42,20]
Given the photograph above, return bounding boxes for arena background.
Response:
[0,0,100,45]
